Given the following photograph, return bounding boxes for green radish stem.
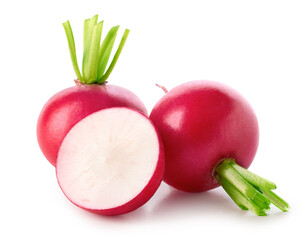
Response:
[97,29,129,84]
[215,158,289,216]
[63,15,129,84]
[82,15,99,79]
[63,21,83,82]
[97,25,120,80]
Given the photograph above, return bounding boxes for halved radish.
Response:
[56,107,164,215]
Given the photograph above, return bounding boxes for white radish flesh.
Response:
[56,107,164,215]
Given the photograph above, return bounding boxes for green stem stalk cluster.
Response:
[215,158,289,216]
[63,15,129,84]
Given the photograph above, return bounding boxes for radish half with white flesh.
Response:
[56,107,165,215]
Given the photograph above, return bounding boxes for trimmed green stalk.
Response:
[216,174,267,216]
[84,21,104,83]
[98,29,130,84]
[215,158,289,216]
[82,15,98,78]
[62,21,83,82]
[63,15,129,84]
[97,25,120,79]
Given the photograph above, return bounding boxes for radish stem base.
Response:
[215,158,289,216]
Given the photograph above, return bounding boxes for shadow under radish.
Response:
[148,183,240,220]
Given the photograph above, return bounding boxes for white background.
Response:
[1,0,307,239]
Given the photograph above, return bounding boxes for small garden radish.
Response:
[150,80,289,216]
[37,15,147,166]
[37,15,165,215]
[56,107,164,215]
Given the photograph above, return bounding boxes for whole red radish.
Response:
[56,107,164,215]
[37,15,146,166]
[150,80,289,216]
[151,81,258,192]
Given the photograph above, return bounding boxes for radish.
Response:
[37,15,164,215]
[150,80,289,216]
[56,107,164,215]
[37,15,147,166]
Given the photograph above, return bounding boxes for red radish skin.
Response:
[37,84,147,166]
[56,107,164,215]
[150,80,259,192]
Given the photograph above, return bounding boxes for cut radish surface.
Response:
[56,107,164,215]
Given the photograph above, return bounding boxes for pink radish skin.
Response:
[150,80,259,192]
[37,84,147,166]
[56,107,164,215]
